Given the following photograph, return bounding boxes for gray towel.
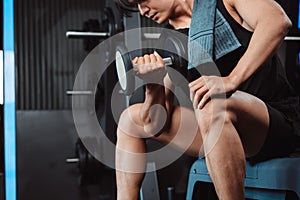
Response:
[188,0,241,70]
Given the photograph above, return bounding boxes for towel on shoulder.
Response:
[188,0,241,70]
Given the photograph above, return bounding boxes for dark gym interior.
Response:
[0,0,300,200]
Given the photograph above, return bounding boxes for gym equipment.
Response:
[66,7,119,51]
[115,45,172,95]
[284,36,300,41]
[66,90,93,95]
[186,158,300,199]
[115,36,188,95]
[66,7,117,38]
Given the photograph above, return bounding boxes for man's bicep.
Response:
[231,0,286,30]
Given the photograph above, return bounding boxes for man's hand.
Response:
[189,76,237,109]
[132,51,167,85]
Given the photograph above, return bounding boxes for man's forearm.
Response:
[140,84,168,136]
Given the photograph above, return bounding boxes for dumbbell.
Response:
[115,36,188,95]
[66,7,119,51]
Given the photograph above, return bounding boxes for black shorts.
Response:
[248,104,299,165]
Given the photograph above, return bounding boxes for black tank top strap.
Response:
[217,0,252,47]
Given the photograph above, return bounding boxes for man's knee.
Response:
[196,98,237,138]
[117,104,167,139]
[117,104,144,138]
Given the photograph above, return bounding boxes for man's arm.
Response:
[133,52,175,136]
[189,0,292,109]
[227,0,292,88]
[140,74,175,136]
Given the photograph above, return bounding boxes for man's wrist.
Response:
[145,83,165,94]
[227,74,240,91]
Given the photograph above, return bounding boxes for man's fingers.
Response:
[198,92,210,109]
[132,57,138,64]
[153,51,164,64]
[144,54,151,64]
[132,52,167,76]
[149,53,157,63]
[192,86,208,109]
[137,56,145,65]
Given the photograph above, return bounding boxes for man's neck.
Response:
[169,0,193,29]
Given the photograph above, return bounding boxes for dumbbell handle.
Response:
[66,31,110,39]
[162,57,173,66]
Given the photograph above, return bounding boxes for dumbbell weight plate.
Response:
[115,45,135,95]
[162,36,188,87]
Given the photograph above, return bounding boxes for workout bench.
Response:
[186,157,300,199]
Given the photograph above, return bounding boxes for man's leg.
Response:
[115,131,146,200]
[115,104,202,200]
[116,91,270,200]
[195,91,269,200]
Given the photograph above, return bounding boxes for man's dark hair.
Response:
[114,0,139,16]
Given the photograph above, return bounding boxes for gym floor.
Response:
[16,110,199,200]
[16,111,115,200]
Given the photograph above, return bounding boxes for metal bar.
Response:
[66,31,110,38]
[66,90,93,95]
[65,158,79,163]
[284,36,300,41]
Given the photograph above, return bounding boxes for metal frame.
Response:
[3,0,16,199]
